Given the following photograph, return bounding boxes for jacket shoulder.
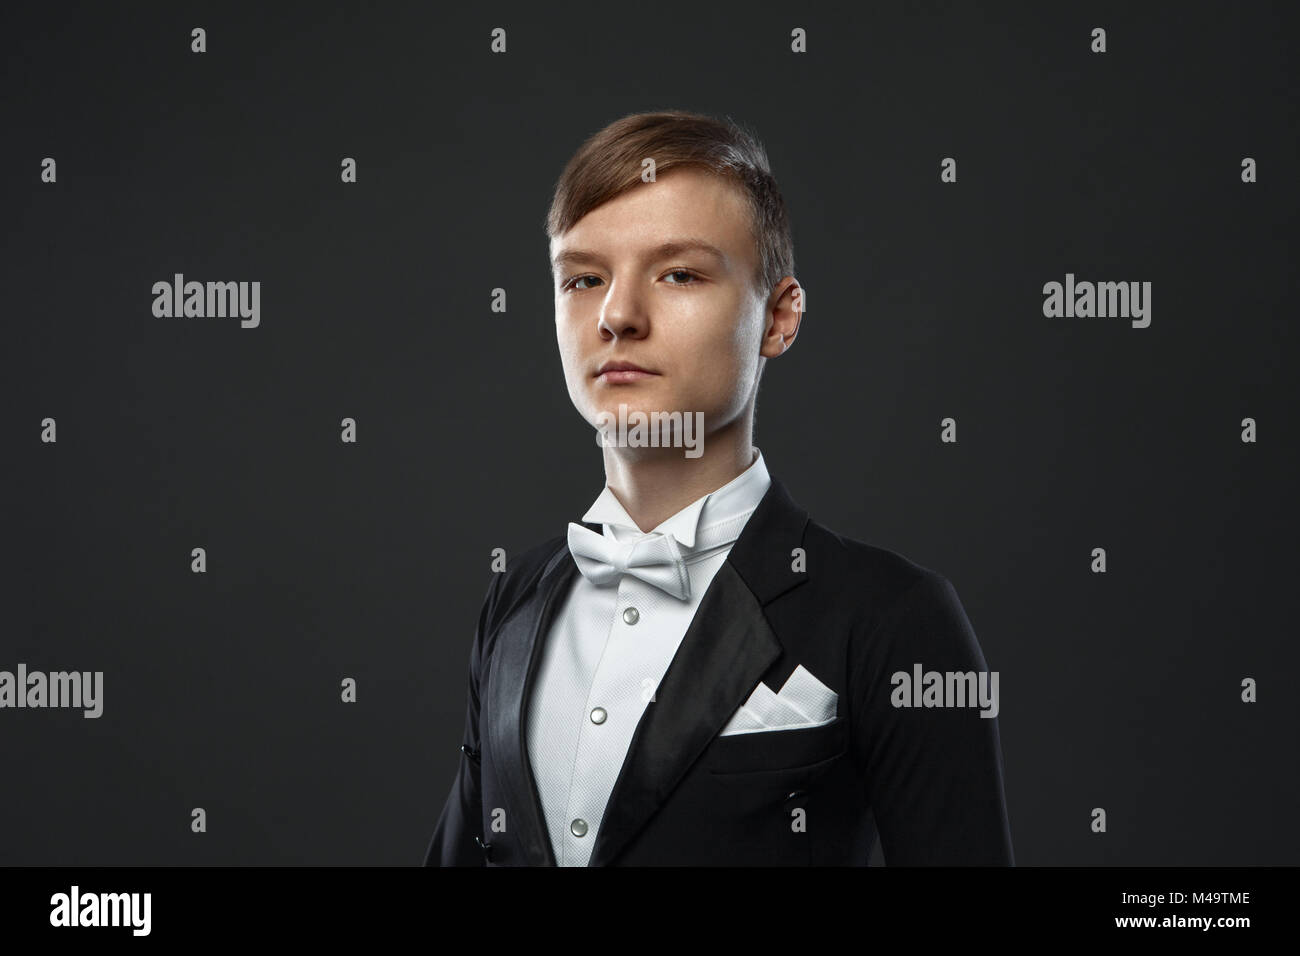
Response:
[801,518,985,670]
[802,517,951,600]
[483,533,569,631]
[798,517,977,648]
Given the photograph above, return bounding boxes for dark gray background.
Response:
[3,0,1296,865]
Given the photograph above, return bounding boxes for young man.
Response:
[425,110,1014,866]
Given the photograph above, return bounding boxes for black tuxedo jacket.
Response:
[425,477,1014,866]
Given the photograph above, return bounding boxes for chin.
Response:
[592,397,679,419]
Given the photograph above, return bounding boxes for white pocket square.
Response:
[719,665,838,736]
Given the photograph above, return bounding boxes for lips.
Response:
[598,370,656,384]
[596,360,654,376]
[595,360,658,383]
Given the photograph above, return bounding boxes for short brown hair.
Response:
[546,110,795,300]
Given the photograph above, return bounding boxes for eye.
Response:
[663,269,701,285]
[563,274,604,292]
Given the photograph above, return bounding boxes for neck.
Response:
[600,414,755,533]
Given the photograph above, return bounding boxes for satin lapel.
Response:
[587,477,811,867]
[482,544,578,867]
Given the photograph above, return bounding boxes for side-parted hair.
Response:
[545,110,795,300]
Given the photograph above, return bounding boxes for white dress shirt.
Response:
[525,448,772,865]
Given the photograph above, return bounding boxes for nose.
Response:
[597,279,649,340]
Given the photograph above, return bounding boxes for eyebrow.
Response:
[550,238,729,274]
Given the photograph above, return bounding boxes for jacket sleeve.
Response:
[851,570,1015,865]
[423,572,505,866]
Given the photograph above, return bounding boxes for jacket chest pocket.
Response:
[704,715,848,777]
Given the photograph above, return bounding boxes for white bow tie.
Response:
[566,522,691,600]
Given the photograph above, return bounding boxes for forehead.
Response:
[550,167,754,266]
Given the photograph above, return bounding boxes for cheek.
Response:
[711,303,760,369]
[554,312,582,363]
[680,309,754,402]
[686,291,749,349]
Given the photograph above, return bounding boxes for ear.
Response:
[759,277,803,358]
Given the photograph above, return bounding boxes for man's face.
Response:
[550,166,769,444]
